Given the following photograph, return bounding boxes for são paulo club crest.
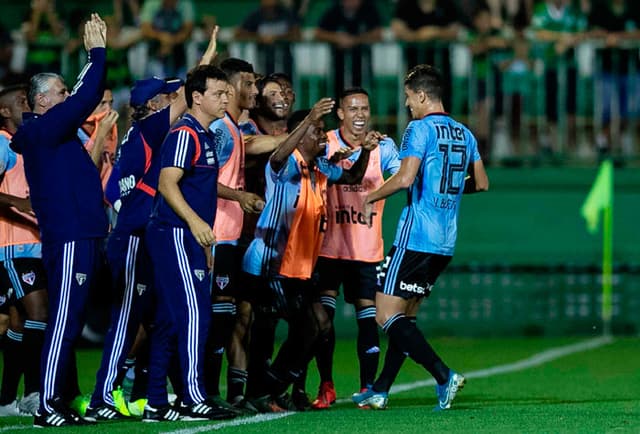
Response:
[216,275,229,290]
[194,269,205,282]
[21,271,36,286]
[75,273,87,285]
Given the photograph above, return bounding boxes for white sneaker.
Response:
[0,400,29,417]
[18,392,40,416]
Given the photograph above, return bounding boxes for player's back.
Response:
[394,113,480,256]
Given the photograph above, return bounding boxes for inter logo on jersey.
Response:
[194,269,205,281]
[0,294,6,306]
[75,273,87,285]
[136,284,147,295]
[216,275,229,290]
[22,271,36,286]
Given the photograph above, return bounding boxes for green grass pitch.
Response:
[1,336,638,433]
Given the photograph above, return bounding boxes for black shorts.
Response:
[0,258,47,301]
[211,244,243,299]
[315,256,378,303]
[241,273,316,319]
[377,246,451,300]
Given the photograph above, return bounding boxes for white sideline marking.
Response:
[160,412,294,434]
[339,335,614,401]
[0,337,614,434]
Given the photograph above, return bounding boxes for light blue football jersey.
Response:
[393,113,480,255]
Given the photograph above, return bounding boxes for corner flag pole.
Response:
[601,190,613,337]
[602,186,613,336]
[580,159,614,336]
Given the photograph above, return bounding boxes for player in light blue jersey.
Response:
[353,64,488,411]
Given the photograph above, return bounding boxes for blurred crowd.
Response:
[0,0,639,163]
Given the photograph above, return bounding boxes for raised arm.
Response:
[40,14,107,141]
[333,130,382,185]
[168,26,220,124]
[269,98,335,172]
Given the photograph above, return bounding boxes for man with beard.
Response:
[233,74,295,410]
[205,58,279,410]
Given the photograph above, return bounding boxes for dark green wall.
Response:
[382,167,640,266]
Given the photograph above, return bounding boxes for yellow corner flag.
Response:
[580,160,613,234]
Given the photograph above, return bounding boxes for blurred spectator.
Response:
[588,0,640,157]
[485,0,533,33]
[315,0,383,98]
[140,0,195,77]
[391,0,461,109]
[456,0,490,29]
[530,0,587,155]
[21,0,66,76]
[235,0,300,76]
[0,23,14,83]
[467,6,509,163]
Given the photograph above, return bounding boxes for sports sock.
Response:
[22,320,46,395]
[226,367,248,403]
[246,309,278,398]
[372,316,416,393]
[356,306,379,389]
[205,303,236,396]
[382,314,449,385]
[0,329,23,405]
[314,296,336,384]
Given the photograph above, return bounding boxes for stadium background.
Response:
[1,0,639,338]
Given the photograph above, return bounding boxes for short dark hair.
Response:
[339,87,369,103]
[268,72,293,86]
[287,109,310,132]
[0,84,28,101]
[256,75,282,98]
[404,64,443,102]
[219,58,254,83]
[185,65,228,108]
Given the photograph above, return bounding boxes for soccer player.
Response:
[143,64,235,422]
[241,99,383,411]
[204,57,265,410]
[85,26,221,423]
[310,87,400,409]
[11,14,109,427]
[0,84,47,417]
[352,64,488,410]
[233,74,291,410]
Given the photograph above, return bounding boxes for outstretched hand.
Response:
[309,98,335,122]
[329,147,354,163]
[201,25,219,65]
[83,13,107,51]
[362,130,384,151]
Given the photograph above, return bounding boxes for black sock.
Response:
[372,316,415,393]
[0,329,23,404]
[356,306,379,389]
[314,296,336,384]
[246,309,278,398]
[382,314,449,384]
[205,303,236,396]
[22,320,46,395]
[226,367,248,403]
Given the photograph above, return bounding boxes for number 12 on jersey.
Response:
[438,143,467,195]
